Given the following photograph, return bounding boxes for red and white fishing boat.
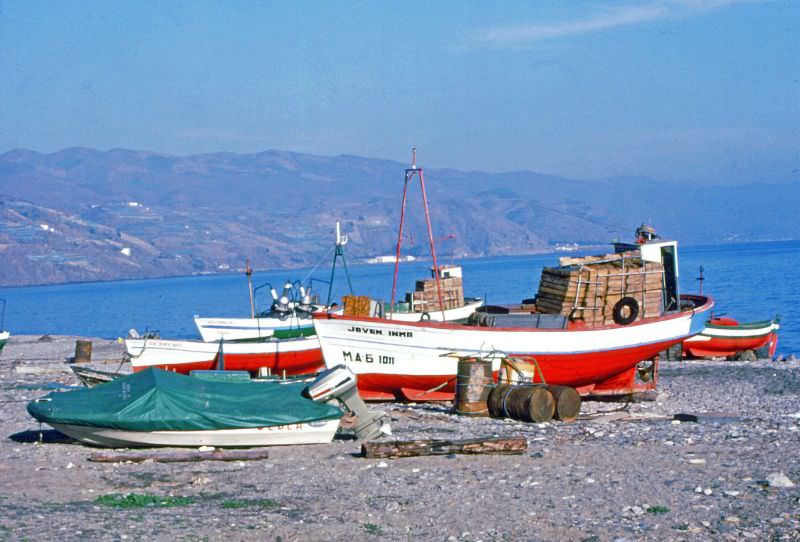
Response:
[683,315,780,359]
[312,152,714,400]
[125,335,323,375]
[314,294,712,400]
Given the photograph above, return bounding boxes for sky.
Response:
[1,0,798,184]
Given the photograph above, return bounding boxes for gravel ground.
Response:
[1,335,799,541]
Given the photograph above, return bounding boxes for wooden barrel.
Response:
[547,385,581,422]
[488,384,554,423]
[453,358,493,416]
[74,340,92,364]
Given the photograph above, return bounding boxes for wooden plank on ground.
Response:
[88,448,271,463]
[361,436,527,459]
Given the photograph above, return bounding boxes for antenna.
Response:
[696,265,704,295]
[336,221,348,247]
[327,221,354,306]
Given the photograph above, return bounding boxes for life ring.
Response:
[612,297,639,325]
[420,312,431,322]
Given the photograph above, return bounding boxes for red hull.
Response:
[131,349,324,375]
[684,332,778,359]
[356,338,675,400]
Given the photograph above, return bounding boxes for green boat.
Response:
[27,368,344,448]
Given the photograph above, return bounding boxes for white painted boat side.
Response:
[684,321,779,342]
[194,315,312,342]
[313,310,701,378]
[0,331,9,342]
[49,419,340,448]
[387,299,483,322]
[125,336,320,369]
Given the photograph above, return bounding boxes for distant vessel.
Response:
[683,316,780,359]
[365,255,417,264]
[553,243,580,252]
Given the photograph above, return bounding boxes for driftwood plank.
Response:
[88,448,270,463]
[361,437,527,459]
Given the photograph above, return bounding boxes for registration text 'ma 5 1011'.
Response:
[342,351,395,365]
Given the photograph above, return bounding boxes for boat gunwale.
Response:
[313,295,714,334]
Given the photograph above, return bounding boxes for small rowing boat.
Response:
[683,315,780,359]
[125,335,324,375]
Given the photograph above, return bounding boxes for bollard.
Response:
[74,340,92,364]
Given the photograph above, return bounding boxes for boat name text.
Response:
[346,326,413,338]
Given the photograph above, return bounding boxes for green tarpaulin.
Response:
[27,368,342,432]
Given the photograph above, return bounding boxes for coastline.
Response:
[2,334,799,540]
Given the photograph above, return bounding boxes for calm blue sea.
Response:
[2,241,797,355]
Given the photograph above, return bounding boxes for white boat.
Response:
[313,155,714,401]
[46,419,341,448]
[384,297,483,323]
[313,293,712,400]
[0,330,9,354]
[28,365,386,448]
[125,335,323,375]
[194,314,315,342]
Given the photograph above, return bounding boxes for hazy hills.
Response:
[0,147,797,286]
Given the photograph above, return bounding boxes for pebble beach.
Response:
[1,335,799,541]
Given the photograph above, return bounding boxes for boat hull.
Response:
[683,318,780,358]
[0,331,8,354]
[194,300,482,342]
[125,337,324,375]
[313,296,713,400]
[194,316,315,342]
[385,298,483,323]
[49,419,340,448]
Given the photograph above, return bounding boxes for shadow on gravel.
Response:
[9,429,76,444]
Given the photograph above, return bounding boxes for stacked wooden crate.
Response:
[343,295,373,317]
[408,276,465,313]
[533,251,665,326]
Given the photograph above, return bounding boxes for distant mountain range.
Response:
[1,147,797,286]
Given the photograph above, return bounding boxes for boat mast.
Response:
[245,259,255,319]
[390,148,446,319]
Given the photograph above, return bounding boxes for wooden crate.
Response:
[410,276,464,312]
[343,295,372,317]
[534,252,665,326]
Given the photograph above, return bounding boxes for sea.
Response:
[2,240,797,355]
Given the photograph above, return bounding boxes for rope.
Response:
[300,244,336,285]
[408,376,456,400]
[453,371,493,415]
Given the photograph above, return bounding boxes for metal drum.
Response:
[453,358,493,416]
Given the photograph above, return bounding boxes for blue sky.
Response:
[1,0,797,184]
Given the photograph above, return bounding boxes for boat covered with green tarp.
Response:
[27,368,343,447]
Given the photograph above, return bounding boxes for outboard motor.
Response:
[304,365,389,441]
